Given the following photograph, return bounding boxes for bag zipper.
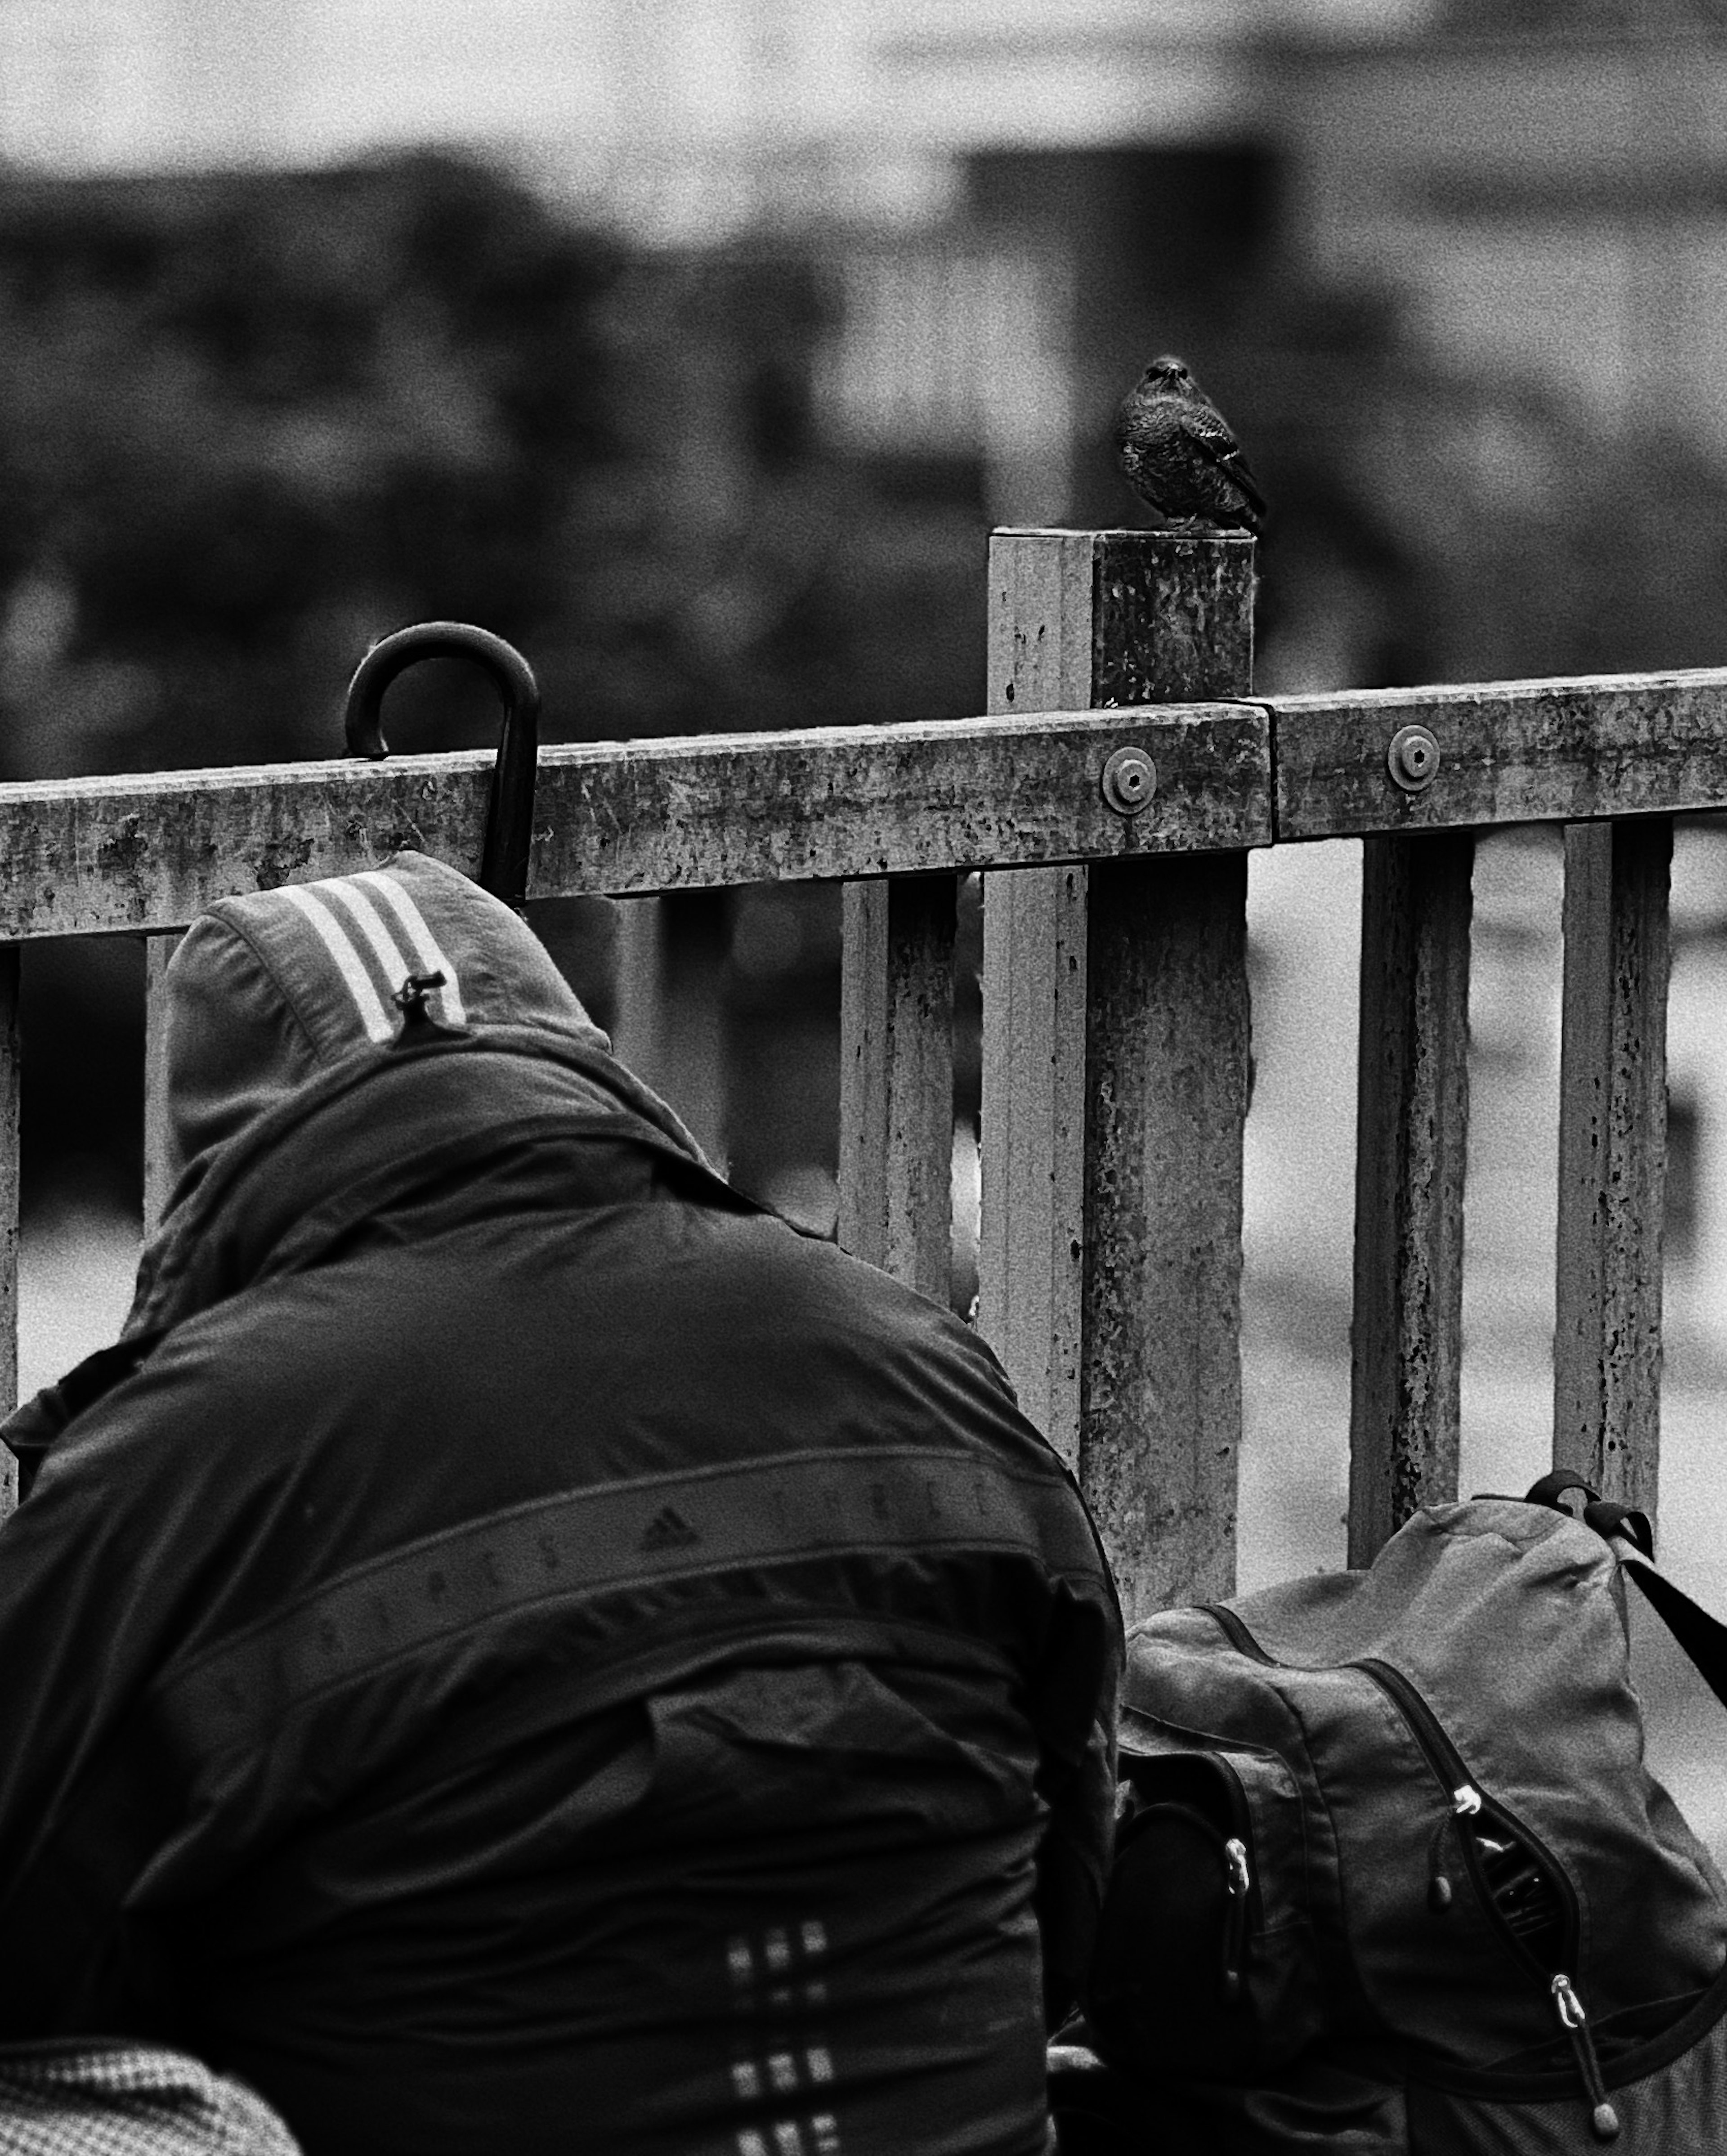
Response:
[1553,1973,1623,2141]
[1122,1737,1260,2002]
[1353,1659,1578,1956]
[1356,1658,1618,2142]
[1199,1607,1620,2141]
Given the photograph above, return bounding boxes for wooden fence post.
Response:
[1553,816,1671,1508]
[982,529,1255,1616]
[1347,832,1474,1563]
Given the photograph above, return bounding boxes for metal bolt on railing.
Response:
[1387,725,1441,793]
[1101,745,1158,815]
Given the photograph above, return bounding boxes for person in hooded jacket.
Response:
[0,852,1122,2156]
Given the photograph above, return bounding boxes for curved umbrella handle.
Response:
[345,620,540,910]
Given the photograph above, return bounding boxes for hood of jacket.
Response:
[126,849,723,1337]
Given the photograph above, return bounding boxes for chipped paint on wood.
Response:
[1074,531,1256,1619]
[1082,848,1250,1617]
[1092,530,1255,707]
[980,533,1101,1467]
[0,705,1271,940]
[1553,818,1671,1510]
[1272,669,1727,838]
[1347,833,1473,1564]
[978,856,1088,1466]
[837,875,956,1303]
[16,668,1727,942]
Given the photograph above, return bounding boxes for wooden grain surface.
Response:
[837,874,956,1304]
[1553,818,1672,1509]
[979,534,1100,1467]
[9,671,1727,946]
[1347,833,1473,1563]
[1074,532,1255,1617]
[1271,668,1727,838]
[0,704,1271,941]
[1082,847,1250,1615]
[978,859,1089,1466]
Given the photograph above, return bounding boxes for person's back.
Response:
[0,853,1120,2156]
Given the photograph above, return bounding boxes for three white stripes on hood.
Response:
[277,872,468,1045]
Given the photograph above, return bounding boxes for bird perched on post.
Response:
[1113,355,1267,538]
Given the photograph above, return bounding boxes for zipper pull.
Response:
[1220,1837,1250,2003]
[1427,1821,1454,1912]
[1225,1838,1251,1898]
[1428,1786,1480,1912]
[1552,1974,1620,2141]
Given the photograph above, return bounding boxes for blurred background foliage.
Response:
[7,146,1724,796]
[0,154,614,775]
[0,150,984,783]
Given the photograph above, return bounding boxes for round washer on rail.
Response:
[1387,724,1441,793]
[1101,745,1158,816]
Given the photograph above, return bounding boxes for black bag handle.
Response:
[1527,1469,1727,1713]
[1523,1468,1602,1516]
[345,621,540,911]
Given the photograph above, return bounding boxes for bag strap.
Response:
[1527,1470,1727,1715]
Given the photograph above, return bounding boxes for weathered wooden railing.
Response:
[0,528,1709,1619]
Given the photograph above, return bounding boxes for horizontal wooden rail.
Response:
[0,705,1270,940]
[9,667,1727,937]
[1275,668,1727,837]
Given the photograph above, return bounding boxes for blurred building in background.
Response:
[9,0,1727,1716]
[10,1,1727,719]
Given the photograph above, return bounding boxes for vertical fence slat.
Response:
[978,531,1096,1466]
[610,894,730,1173]
[838,874,957,1303]
[0,944,18,1519]
[978,860,1087,1463]
[1553,816,1672,1507]
[1347,832,1474,1564]
[143,932,183,1237]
